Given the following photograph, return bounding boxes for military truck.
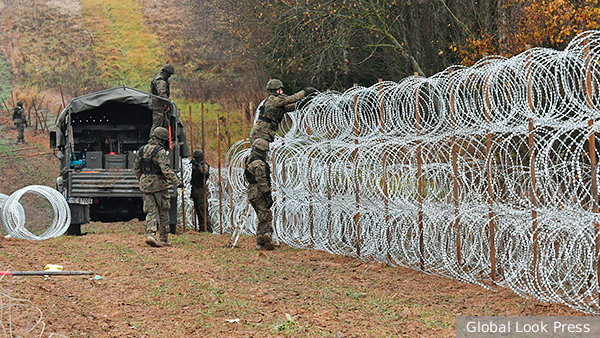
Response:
[50,86,190,235]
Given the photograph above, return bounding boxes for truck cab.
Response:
[50,86,190,234]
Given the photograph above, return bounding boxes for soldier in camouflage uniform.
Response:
[245,139,275,250]
[12,100,27,144]
[150,64,175,133]
[249,79,316,144]
[133,127,183,247]
[191,150,213,232]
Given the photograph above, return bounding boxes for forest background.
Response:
[1,0,599,162]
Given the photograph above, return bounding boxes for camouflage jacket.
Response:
[260,90,307,128]
[133,139,181,193]
[149,73,170,109]
[12,106,26,124]
[191,161,210,189]
[245,153,271,200]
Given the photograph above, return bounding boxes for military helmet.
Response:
[151,127,169,141]
[16,100,23,107]
[266,79,284,91]
[193,150,204,160]
[162,64,175,75]
[252,138,270,152]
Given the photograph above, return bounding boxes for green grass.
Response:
[80,0,162,89]
[0,49,14,100]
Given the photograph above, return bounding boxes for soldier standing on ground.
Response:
[245,139,275,250]
[133,127,183,247]
[249,79,316,144]
[12,100,27,144]
[191,150,213,232]
[150,64,175,133]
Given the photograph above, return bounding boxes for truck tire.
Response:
[66,223,82,236]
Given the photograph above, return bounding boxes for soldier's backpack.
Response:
[139,145,163,175]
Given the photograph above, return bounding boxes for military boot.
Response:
[256,234,275,251]
[145,235,163,247]
[256,234,265,250]
[263,233,275,251]
[159,227,171,247]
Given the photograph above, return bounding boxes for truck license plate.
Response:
[68,197,93,205]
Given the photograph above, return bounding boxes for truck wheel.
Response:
[66,223,82,236]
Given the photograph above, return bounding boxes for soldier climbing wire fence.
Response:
[196,30,600,314]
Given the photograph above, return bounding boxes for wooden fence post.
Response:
[180,153,186,232]
[484,78,497,282]
[217,112,223,234]
[353,89,361,257]
[449,69,462,266]
[308,157,315,241]
[226,109,234,234]
[188,106,196,232]
[201,102,207,232]
[226,110,232,150]
[584,41,600,288]
[378,79,392,261]
[242,104,247,141]
[249,102,255,126]
[415,72,425,270]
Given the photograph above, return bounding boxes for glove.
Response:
[304,87,317,95]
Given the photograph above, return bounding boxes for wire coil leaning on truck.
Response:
[0,185,71,240]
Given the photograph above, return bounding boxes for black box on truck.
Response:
[49,86,190,235]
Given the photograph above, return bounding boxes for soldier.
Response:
[12,100,27,144]
[191,150,213,232]
[133,127,183,247]
[245,138,275,250]
[150,64,175,133]
[249,79,316,143]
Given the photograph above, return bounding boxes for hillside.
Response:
[0,0,252,165]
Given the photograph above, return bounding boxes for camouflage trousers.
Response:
[248,189,273,239]
[191,187,213,232]
[249,120,276,144]
[151,108,168,133]
[143,190,171,242]
[15,123,25,143]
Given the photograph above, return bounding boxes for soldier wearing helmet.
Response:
[12,100,27,144]
[191,149,213,232]
[245,138,275,250]
[150,64,176,133]
[133,126,183,247]
[249,79,317,144]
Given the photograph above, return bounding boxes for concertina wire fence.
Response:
[176,30,600,314]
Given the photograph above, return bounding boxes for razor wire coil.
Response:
[0,185,71,240]
[207,30,600,314]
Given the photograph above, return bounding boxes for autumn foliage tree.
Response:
[183,0,600,98]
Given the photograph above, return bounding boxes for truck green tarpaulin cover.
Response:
[55,86,190,157]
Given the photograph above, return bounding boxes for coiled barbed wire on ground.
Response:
[0,274,69,337]
[0,186,71,240]
[209,30,600,313]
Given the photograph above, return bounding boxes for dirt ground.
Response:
[0,123,586,338]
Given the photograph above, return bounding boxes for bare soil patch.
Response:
[0,220,583,338]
